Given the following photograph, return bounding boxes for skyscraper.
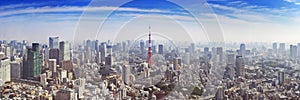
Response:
[10,61,22,79]
[0,58,11,82]
[239,44,246,57]
[216,47,223,63]
[152,45,156,54]
[190,43,195,55]
[23,43,42,79]
[183,52,190,65]
[122,65,130,85]
[235,56,244,77]
[100,43,107,62]
[105,54,113,66]
[49,48,59,65]
[158,44,163,55]
[59,41,71,62]
[85,40,92,49]
[140,40,145,54]
[273,42,277,55]
[226,52,235,65]
[48,59,57,75]
[49,37,59,49]
[204,47,209,56]
[290,45,297,58]
[279,43,285,55]
[122,42,127,52]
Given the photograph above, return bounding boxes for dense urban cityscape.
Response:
[1,0,300,100]
[0,29,300,99]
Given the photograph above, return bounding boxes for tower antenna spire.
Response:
[147,24,153,67]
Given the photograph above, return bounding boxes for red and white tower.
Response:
[147,25,154,66]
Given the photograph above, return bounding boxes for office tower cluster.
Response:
[273,42,300,59]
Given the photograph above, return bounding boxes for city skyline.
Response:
[1,0,300,99]
[0,0,300,43]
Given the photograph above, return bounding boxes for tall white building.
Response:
[122,65,130,85]
[0,58,11,82]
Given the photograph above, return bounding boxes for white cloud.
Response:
[208,3,300,24]
[0,6,170,17]
[209,4,244,13]
[116,13,194,21]
[284,0,300,5]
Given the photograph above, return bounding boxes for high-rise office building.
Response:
[23,43,42,79]
[273,42,277,54]
[216,47,223,63]
[152,45,156,54]
[190,43,195,55]
[204,47,209,56]
[48,59,57,74]
[235,56,244,77]
[10,61,22,79]
[183,52,190,65]
[279,43,285,55]
[49,48,59,65]
[122,65,130,85]
[59,41,71,62]
[239,44,246,57]
[42,45,49,69]
[92,40,98,51]
[122,42,127,52]
[95,52,101,64]
[107,45,113,55]
[140,40,145,54]
[290,45,297,58]
[158,44,163,55]
[105,54,113,66]
[100,43,107,62]
[0,58,11,82]
[49,37,59,49]
[226,52,235,65]
[85,40,92,49]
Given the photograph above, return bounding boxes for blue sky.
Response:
[0,0,300,43]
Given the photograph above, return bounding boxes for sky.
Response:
[0,0,300,43]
